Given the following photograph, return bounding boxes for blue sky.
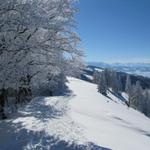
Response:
[75,0,150,63]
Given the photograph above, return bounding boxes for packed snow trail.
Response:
[0,87,110,150]
[67,77,150,150]
[0,77,150,150]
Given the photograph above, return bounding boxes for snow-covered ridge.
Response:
[0,77,150,150]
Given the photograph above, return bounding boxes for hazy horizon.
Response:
[87,60,150,64]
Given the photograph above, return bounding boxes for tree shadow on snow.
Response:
[0,120,111,150]
[107,89,127,105]
[0,79,111,150]
[21,98,65,121]
[116,120,150,139]
[0,96,111,150]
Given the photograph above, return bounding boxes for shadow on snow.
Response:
[0,96,111,150]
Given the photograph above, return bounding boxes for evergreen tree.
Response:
[125,75,132,106]
[93,70,100,83]
[130,81,143,110]
[146,90,150,117]
[142,90,149,115]
[110,71,120,94]
[143,90,150,117]
[103,68,111,87]
[125,75,132,93]
[98,71,107,95]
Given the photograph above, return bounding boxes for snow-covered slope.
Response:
[67,77,150,150]
[0,77,150,150]
[0,96,92,150]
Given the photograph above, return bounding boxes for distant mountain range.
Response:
[87,62,150,78]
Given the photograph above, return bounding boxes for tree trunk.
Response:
[0,89,7,119]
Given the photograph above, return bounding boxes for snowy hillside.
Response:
[68,78,150,150]
[0,77,150,150]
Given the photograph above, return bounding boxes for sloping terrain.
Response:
[0,77,150,150]
[0,85,109,150]
[67,77,150,150]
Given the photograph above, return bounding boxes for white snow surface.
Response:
[0,77,150,150]
[83,74,93,80]
[94,68,103,72]
[67,77,150,150]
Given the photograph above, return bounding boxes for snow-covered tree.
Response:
[66,55,85,78]
[142,90,148,115]
[125,75,132,93]
[0,0,84,119]
[98,71,107,95]
[130,81,143,110]
[142,89,150,116]
[146,90,150,117]
[93,70,100,83]
[125,75,132,106]
[110,71,120,94]
[103,68,112,87]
